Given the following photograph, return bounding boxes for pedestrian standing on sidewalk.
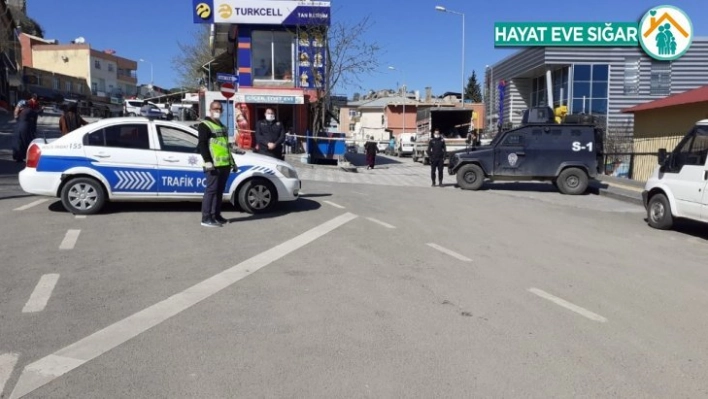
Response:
[12,100,38,162]
[197,100,236,227]
[364,136,378,169]
[59,103,88,135]
[427,128,447,186]
[255,107,286,160]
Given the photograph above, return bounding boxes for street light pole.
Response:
[435,5,465,107]
[139,59,153,85]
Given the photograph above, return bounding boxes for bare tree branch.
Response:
[171,25,213,89]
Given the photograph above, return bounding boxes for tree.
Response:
[171,25,214,89]
[464,70,483,103]
[298,15,381,134]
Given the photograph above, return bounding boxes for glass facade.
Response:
[571,64,608,117]
[530,67,570,108]
[252,31,295,82]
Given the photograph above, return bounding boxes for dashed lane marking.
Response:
[323,200,345,209]
[9,212,359,399]
[366,217,395,229]
[22,274,60,313]
[75,215,87,219]
[59,230,81,250]
[529,288,608,323]
[13,199,48,211]
[0,353,19,396]
[426,243,472,262]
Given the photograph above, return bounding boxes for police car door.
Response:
[494,131,526,176]
[83,122,158,197]
[154,124,210,198]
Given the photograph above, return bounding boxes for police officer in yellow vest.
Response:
[198,101,236,227]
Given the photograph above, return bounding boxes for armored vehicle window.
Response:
[502,134,523,146]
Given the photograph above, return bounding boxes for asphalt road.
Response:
[3,163,708,398]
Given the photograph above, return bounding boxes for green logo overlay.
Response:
[494,5,693,61]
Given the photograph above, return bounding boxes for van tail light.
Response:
[26,144,41,168]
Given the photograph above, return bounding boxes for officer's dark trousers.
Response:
[201,167,230,219]
[430,159,444,184]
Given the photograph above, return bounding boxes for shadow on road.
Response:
[344,153,402,167]
[47,197,322,219]
[300,193,332,198]
[642,218,708,241]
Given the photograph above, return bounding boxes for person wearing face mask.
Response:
[255,107,286,160]
[197,101,236,227]
[426,128,447,187]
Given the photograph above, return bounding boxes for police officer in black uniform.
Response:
[255,107,286,160]
[427,128,447,187]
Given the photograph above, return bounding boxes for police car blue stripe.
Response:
[36,155,264,194]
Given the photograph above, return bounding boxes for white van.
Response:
[396,132,416,157]
[643,119,708,229]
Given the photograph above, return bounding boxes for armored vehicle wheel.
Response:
[456,164,484,190]
[557,168,588,195]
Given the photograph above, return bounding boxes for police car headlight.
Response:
[277,165,298,179]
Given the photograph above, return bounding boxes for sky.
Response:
[27,0,706,98]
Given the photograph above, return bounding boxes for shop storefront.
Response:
[193,0,330,149]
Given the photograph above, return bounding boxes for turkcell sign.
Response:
[494,22,639,46]
[193,0,330,26]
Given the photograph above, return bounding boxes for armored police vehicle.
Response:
[447,107,604,195]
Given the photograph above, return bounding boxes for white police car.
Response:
[19,117,301,215]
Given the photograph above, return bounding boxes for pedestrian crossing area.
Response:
[293,161,437,188]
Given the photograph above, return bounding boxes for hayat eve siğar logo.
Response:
[638,5,693,61]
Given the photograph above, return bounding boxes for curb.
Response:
[597,189,643,206]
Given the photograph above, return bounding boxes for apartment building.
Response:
[20,33,138,109]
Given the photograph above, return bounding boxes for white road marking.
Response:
[352,191,369,196]
[0,353,19,397]
[426,243,472,262]
[9,212,358,399]
[366,217,395,229]
[323,200,345,209]
[75,215,87,219]
[13,199,48,211]
[22,274,60,313]
[528,288,608,323]
[58,230,80,250]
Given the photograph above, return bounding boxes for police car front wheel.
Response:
[238,179,276,214]
[60,177,106,215]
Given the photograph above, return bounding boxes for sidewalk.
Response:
[594,175,644,206]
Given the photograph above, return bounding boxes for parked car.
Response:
[19,117,301,215]
[642,119,708,230]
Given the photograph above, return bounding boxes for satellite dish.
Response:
[73,37,85,44]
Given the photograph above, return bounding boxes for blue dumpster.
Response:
[307,131,346,164]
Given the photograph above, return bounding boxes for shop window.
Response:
[573,81,590,98]
[650,61,671,95]
[252,31,294,81]
[623,57,640,95]
[65,81,71,92]
[592,81,608,98]
[592,64,609,81]
[572,98,588,114]
[52,78,59,90]
[590,99,607,115]
[573,65,591,81]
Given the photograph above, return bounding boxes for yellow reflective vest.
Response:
[202,119,233,167]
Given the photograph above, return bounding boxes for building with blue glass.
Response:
[484,37,708,134]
